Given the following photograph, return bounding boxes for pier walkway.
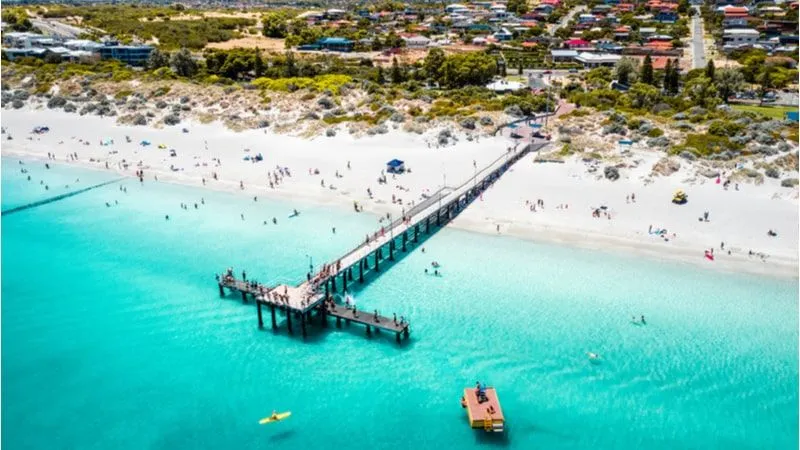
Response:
[218,139,548,342]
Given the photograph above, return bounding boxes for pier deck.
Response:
[217,139,549,342]
[327,303,409,336]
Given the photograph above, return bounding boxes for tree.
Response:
[375,65,385,84]
[391,57,404,83]
[439,52,497,88]
[585,67,613,88]
[170,48,198,77]
[220,54,250,80]
[285,51,297,77]
[146,49,170,70]
[518,59,524,75]
[423,47,446,80]
[685,76,719,108]
[615,57,637,86]
[262,12,288,38]
[507,0,529,15]
[668,60,680,94]
[663,59,673,92]
[640,55,654,85]
[627,83,661,109]
[758,66,771,106]
[253,48,264,77]
[705,60,715,81]
[384,30,404,49]
[714,68,744,103]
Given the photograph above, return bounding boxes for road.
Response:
[549,5,586,36]
[690,6,706,69]
[30,19,87,39]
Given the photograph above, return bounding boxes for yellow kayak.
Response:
[259,412,291,424]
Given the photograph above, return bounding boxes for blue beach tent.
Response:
[386,159,405,174]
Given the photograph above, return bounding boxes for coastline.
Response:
[3,107,797,279]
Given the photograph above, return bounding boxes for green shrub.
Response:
[114,89,133,99]
[678,133,742,156]
[708,120,744,137]
[647,128,664,137]
[252,74,352,94]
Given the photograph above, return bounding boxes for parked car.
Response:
[568,68,579,73]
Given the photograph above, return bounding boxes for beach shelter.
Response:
[386,159,405,174]
[618,139,633,153]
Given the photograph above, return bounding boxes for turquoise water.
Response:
[2,158,798,450]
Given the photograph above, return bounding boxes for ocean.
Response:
[2,157,797,450]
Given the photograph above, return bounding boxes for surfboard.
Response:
[259,412,291,425]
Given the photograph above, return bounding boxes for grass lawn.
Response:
[730,104,798,120]
[504,75,527,83]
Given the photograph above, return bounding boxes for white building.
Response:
[403,35,431,48]
[575,52,621,68]
[3,32,45,48]
[445,3,470,14]
[63,39,104,52]
[551,49,578,62]
[723,28,759,45]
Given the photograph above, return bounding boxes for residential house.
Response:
[550,49,578,62]
[597,41,625,52]
[445,3,470,14]
[614,25,631,39]
[564,38,591,48]
[493,28,514,41]
[722,28,760,45]
[722,16,752,27]
[655,11,679,22]
[591,5,613,14]
[719,6,750,17]
[402,35,431,48]
[639,27,657,38]
[616,3,635,12]
[578,14,598,24]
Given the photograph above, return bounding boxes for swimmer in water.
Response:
[272,217,277,225]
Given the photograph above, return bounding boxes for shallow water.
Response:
[2,158,797,450]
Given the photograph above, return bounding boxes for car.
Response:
[542,70,552,75]
[568,68,579,73]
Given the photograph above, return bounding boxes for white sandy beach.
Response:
[2,107,797,278]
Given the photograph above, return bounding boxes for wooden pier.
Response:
[216,140,548,343]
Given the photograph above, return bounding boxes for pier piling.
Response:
[241,291,247,303]
[287,311,293,334]
[270,304,277,330]
[359,260,364,283]
[218,284,224,297]
[257,301,263,328]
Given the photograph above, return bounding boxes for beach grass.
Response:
[731,104,798,120]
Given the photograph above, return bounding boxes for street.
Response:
[690,6,706,70]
